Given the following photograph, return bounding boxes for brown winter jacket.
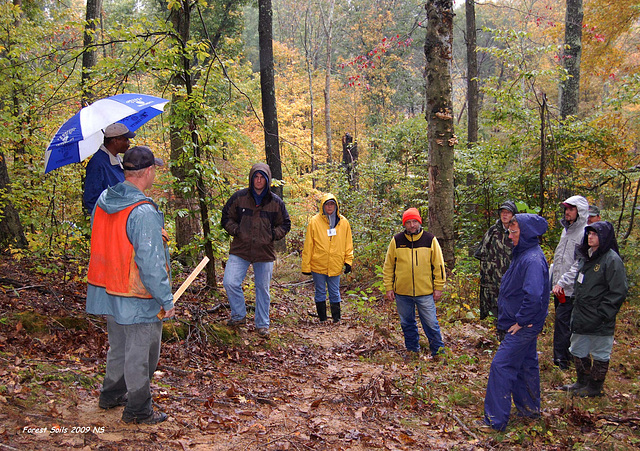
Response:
[221,163,291,262]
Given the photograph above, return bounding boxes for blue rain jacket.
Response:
[86,181,173,324]
[83,146,125,214]
[497,214,550,333]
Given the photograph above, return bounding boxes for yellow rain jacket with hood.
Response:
[302,193,354,277]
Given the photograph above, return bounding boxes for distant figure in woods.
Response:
[342,133,358,188]
[383,208,446,357]
[86,146,174,425]
[484,214,549,431]
[83,123,136,215]
[559,221,627,397]
[221,163,291,338]
[551,195,589,370]
[474,201,518,338]
[302,193,354,323]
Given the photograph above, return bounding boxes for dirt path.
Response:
[10,256,638,449]
[1,261,488,450]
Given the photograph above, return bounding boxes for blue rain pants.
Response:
[484,326,541,431]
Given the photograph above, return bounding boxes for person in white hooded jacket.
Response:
[551,195,589,369]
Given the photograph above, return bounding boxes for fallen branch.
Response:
[272,279,313,288]
[451,412,479,442]
[600,415,640,426]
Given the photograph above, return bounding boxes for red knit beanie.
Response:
[402,208,422,225]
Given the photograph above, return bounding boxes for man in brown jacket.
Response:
[221,163,291,337]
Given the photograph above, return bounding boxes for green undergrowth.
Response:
[13,311,90,334]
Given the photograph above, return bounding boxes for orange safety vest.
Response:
[87,201,156,299]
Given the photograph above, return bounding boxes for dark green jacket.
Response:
[571,221,627,336]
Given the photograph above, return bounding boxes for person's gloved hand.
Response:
[302,272,312,276]
[344,263,352,274]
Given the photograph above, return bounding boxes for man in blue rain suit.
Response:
[484,213,549,431]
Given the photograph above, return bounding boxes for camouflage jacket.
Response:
[474,219,513,289]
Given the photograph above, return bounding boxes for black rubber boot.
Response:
[315,302,327,322]
[575,359,608,397]
[330,303,341,323]
[560,355,591,392]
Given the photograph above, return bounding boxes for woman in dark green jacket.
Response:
[560,221,627,397]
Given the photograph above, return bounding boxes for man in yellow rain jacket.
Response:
[302,193,354,323]
[383,208,446,357]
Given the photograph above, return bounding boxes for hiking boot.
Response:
[99,393,128,410]
[122,410,168,425]
[226,317,247,327]
[256,327,270,338]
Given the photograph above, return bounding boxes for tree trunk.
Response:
[320,0,334,163]
[169,2,198,255]
[258,0,283,199]
[0,152,28,249]
[168,1,216,285]
[465,0,478,146]
[81,0,102,106]
[539,93,547,216]
[304,1,316,188]
[424,0,456,268]
[559,0,583,119]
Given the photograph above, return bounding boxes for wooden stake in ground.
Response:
[157,256,210,320]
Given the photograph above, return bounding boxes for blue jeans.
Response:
[395,294,444,356]
[312,272,341,304]
[484,327,541,431]
[101,316,162,419]
[223,254,274,329]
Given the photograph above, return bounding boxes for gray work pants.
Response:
[100,316,163,418]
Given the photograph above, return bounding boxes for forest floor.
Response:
[0,253,639,450]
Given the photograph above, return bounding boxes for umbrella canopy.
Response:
[44,93,169,173]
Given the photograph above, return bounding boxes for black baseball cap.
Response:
[123,146,164,170]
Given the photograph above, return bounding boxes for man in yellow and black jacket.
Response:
[383,208,446,357]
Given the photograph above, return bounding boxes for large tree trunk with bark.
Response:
[81,0,102,106]
[259,0,283,199]
[168,2,217,284]
[0,1,28,249]
[0,152,28,249]
[560,0,583,119]
[465,0,478,145]
[424,0,456,268]
[169,2,199,257]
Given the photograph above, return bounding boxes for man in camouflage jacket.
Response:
[474,201,518,335]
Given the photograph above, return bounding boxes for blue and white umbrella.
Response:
[44,93,169,173]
